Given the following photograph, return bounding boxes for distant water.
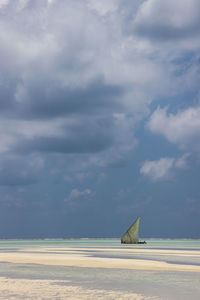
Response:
[0,238,200,250]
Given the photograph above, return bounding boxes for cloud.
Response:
[134,0,200,41]
[0,0,9,8]
[147,106,200,152]
[140,154,188,181]
[87,0,118,16]
[0,0,200,238]
[64,188,94,202]
[0,0,145,164]
[0,0,199,187]
[14,78,123,120]
[13,116,114,154]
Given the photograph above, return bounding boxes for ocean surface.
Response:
[0,238,200,299]
[1,237,200,249]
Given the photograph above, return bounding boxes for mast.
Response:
[121,217,140,244]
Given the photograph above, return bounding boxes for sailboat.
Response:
[121,216,146,244]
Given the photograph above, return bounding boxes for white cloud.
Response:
[134,0,200,40]
[140,154,188,181]
[87,0,118,16]
[0,0,9,8]
[64,188,93,202]
[147,106,200,151]
[0,118,69,153]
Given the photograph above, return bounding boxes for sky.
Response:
[0,0,200,239]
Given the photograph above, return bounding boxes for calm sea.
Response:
[0,238,200,250]
[0,239,200,299]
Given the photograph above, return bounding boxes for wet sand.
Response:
[0,277,156,300]
[0,243,200,299]
[0,247,200,272]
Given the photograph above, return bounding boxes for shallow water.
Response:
[0,239,200,299]
[0,238,200,249]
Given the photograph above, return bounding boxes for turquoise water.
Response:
[0,238,200,249]
[0,239,200,299]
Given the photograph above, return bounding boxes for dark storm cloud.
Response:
[0,76,124,120]
[0,0,127,160]
[14,77,124,120]
[14,117,114,154]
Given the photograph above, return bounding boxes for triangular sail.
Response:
[121,217,140,244]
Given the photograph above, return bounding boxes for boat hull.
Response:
[121,240,146,244]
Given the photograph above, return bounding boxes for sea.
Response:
[0,238,200,299]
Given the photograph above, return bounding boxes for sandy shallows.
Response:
[0,247,200,272]
[0,277,157,300]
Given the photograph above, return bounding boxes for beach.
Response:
[0,239,200,299]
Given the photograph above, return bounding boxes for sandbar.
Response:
[0,247,200,272]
